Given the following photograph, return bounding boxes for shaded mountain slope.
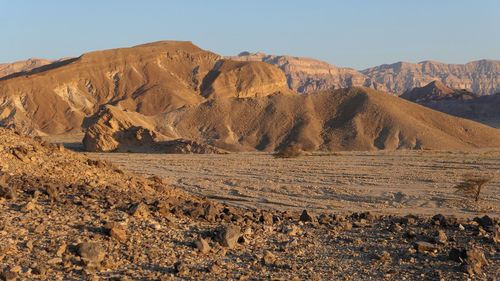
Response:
[402,81,500,128]
[84,88,500,152]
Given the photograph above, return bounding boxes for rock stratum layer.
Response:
[230,52,500,96]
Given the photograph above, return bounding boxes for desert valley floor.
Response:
[88,149,500,218]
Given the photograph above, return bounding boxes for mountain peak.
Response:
[401,80,477,103]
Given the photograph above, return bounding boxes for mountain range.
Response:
[0,41,499,152]
[229,52,500,96]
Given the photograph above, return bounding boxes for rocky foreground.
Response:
[0,127,498,280]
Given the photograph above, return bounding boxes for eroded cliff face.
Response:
[201,60,293,99]
[361,60,500,96]
[231,53,500,96]
[228,52,377,94]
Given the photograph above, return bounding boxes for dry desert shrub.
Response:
[273,144,303,158]
[453,173,493,202]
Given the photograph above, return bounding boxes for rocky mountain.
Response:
[0,58,53,79]
[401,80,478,103]
[401,81,500,128]
[1,41,499,152]
[83,87,500,152]
[228,52,377,94]
[0,41,291,135]
[231,52,500,96]
[361,60,500,96]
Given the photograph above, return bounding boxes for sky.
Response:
[1,0,499,69]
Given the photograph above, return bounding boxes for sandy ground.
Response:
[85,149,500,218]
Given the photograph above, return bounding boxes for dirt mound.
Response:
[0,41,289,135]
[84,88,500,152]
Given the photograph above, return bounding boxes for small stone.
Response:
[353,219,369,228]
[31,264,47,276]
[8,267,20,274]
[389,223,403,233]
[203,203,219,222]
[174,261,189,276]
[130,202,150,218]
[377,251,391,263]
[0,174,16,201]
[55,243,67,257]
[45,183,60,201]
[105,223,127,242]
[209,263,221,274]
[473,215,494,232]
[404,229,417,239]
[217,224,241,249]
[47,257,63,264]
[464,247,488,276]
[494,225,500,243]
[431,214,446,226]
[150,221,161,230]
[0,269,17,281]
[300,210,315,222]
[414,241,440,253]
[262,250,276,265]
[78,242,106,265]
[342,222,353,231]
[22,201,36,212]
[449,248,466,263]
[195,236,210,254]
[285,224,300,236]
[260,211,274,225]
[434,230,447,244]
[22,238,32,248]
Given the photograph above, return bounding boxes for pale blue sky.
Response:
[1,0,499,69]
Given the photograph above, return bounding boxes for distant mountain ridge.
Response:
[0,58,53,78]
[229,52,500,96]
[227,52,376,94]
[401,81,500,128]
[362,59,500,96]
